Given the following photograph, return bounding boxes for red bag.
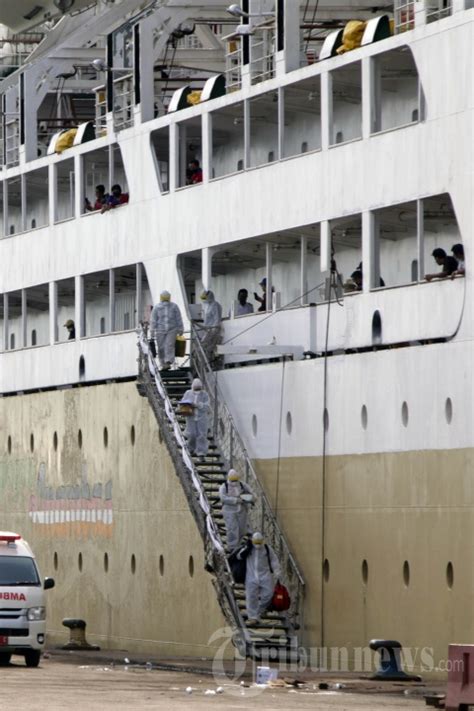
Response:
[271,581,291,612]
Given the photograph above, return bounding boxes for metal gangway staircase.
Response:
[137,327,305,661]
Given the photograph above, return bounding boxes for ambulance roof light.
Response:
[0,532,21,543]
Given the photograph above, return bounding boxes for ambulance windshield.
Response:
[0,556,40,586]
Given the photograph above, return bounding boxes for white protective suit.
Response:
[219,476,255,551]
[200,290,222,359]
[245,541,281,621]
[182,381,210,456]
[150,295,184,367]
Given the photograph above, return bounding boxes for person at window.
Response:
[85,184,108,212]
[64,319,75,340]
[425,248,458,281]
[451,243,465,277]
[150,290,184,370]
[101,184,129,212]
[187,159,203,185]
[254,278,275,312]
[236,288,254,316]
[356,262,385,288]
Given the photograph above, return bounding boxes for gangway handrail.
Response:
[137,328,254,650]
[190,325,305,626]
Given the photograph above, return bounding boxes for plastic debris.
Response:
[145,662,152,671]
[124,657,130,664]
[216,687,224,694]
[185,687,193,694]
[204,689,216,696]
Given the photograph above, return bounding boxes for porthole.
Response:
[403,560,410,587]
[78,429,83,449]
[78,552,83,572]
[361,405,368,430]
[30,433,34,453]
[159,555,164,576]
[7,436,11,455]
[445,398,453,425]
[188,555,194,578]
[131,554,136,574]
[130,425,135,446]
[446,561,454,590]
[252,414,258,437]
[103,427,108,448]
[323,408,329,432]
[323,558,330,583]
[53,431,58,452]
[401,401,409,427]
[53,552,58,571]
[286,411,292,435]
[104,553,109,573]
[362,559,369,585]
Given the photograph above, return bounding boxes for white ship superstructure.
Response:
[0,0,472,670]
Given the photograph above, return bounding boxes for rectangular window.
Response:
[282,77,321,159]
[375,201,418,288]
[25,283,49,347]
[150,126,170,192]
[330,214,362,295]
[211,102,244,179]
[84,270,109,337]
[372,48,420,134]
[56,277,75,343]
[330,62,362,146]
[249,91,279,168]
[7,177,22,234]
[177,116,202,188]
[56,158,75,222]
[25,167,49,230]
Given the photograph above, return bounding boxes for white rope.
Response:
[139,333,224,554]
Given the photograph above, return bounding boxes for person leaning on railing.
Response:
[425,248,458,281]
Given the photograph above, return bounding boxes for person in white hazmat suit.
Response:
[150,291,184,370]
[219,469,255,552]
[245,531,281,625]
[199,290,222,359]
[181,378,210,457]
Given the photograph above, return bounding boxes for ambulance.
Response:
[0,532,55,667]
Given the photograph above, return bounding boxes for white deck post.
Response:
[75,275,84,338]
[109,268,115,332]
[49,281,58,345]
[321,72,332,150]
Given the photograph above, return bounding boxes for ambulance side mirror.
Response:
[44,577,55,590]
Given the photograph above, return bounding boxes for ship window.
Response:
[111,144,129,202]
[104,553,109,573]
[446,561,454,589]
[371,48,420,134]
[159,555,164,576]
[445,398,453,424]
[362,559,369,585]
[103,426,108,448]
[330,213,362,294]
[188,555,194,578]
[53,431,58,451]
[30,433,34,452]
[7,176,21,235]
[374,201,418,288]
[113,264,138,332]
[411,259,418,282]
[330,61,362,146]
[84,270,109,337]
[361,405,368,430]
[53,552,58,571]
[177,116,202,188]
[26,283,49,347]
[282,77,321,159]
[56,277,75,343]
[7,290,21,350]
[78,428,83,448]
[249,92,279,168]
[55,158,75,222]
[100,317,106,334]
[252,414,258,437]
[402,560,410,587]
[79,356,85,381]
[25,167,49,231]
[267,150,275,163]
[372,310,382,345]
[401,401,409,427]
[82,147,110,213]
[150,126,170,193]
[286,411,292,435]
[130,425,136,446]
[422,194,460,277]
[323,558,330,583]
[7,435,12,454]
[323,408,329,431]
[211,102,244,179]
[335,131,344,144]
[131,554,136,574]
[78,552,83,572]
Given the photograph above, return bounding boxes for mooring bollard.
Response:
[61,618,100,651]
[370,639,421,681]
